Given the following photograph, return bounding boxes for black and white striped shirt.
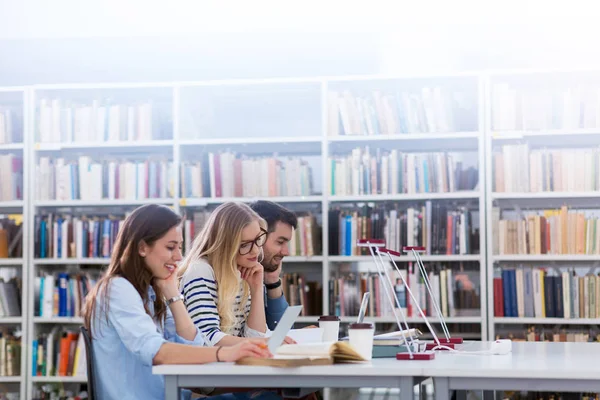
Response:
[180,259,266,346]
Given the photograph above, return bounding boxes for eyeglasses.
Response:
[239,229,268,255]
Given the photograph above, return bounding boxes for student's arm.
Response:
[107,278,270,365]
[265,288,289,330]
[181,262,247,346]
[263,261,288,329]
[241,263,268,335]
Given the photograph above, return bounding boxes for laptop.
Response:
[267,305,303,354]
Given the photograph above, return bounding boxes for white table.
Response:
[153,341,600,400]
[424,341,600,400]
[153,359,424,400]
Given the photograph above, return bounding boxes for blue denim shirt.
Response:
[90,277,205,400]
[265,290,289,331]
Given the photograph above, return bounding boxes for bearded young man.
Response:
[249,200,296,329]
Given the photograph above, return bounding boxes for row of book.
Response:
[37,98,171,143]
[329,148,478,196]
[36,157,175,201]
[329,266,480,318]
[34,214,124,259]
[0,218,22,258]
[327,87,477,136]
[183,211,322,257]
[0,154,23,202]
[281,273,322,316]
[0,108,22,144]
[494,144,600,193]
[32,328,86,378]
[494,267,600,319]
[180,153,315,198]
[493,206,600,255]
[497,326,600,343]
[492,83,600,131]
[328,203,479,256]
[34,272,98,318]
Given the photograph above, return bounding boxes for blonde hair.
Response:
[179,202,266,334]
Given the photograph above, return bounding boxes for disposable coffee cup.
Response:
[348,322,375,361]
[318,315,340,342]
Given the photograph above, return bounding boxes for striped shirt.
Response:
[180,259,267,346]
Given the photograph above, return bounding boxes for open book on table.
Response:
[236,341,367,367]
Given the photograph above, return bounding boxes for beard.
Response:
[262,252,282,272]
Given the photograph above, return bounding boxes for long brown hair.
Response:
[179,202,266,333]
[83,204,182,337]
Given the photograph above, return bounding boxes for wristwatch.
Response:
[264,279,282,290]
[166,294,184,306]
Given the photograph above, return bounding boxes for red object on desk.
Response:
[425,342,455,350]
[440,337,463,344]
[396,352,436,360]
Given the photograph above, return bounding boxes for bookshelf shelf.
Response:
[328,191,481,203]
[0,259,23,266]
[0,143,24,151]
[491,128,600,140]
[179,136,322,146]
[329,255,481,263]
[33,317,84,324]
[328,132,480,142]
[281,256,324,263]
[494,317,600,325]
[34,140,174,151]
[0,201,24,209]
[31,376,86,383]
[0,317,23,324]
[34,258,110,265]
[492,191,600,200]
[181,196,323,207]
[0,376,22,383]
[492,255,600,262]
[33,198,175,208]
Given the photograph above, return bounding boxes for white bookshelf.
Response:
[485,69,600,340]
[0,87,28,400]
[0,71,518,398]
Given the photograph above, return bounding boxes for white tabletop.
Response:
[153,341,600,380]
[420,341,600,380]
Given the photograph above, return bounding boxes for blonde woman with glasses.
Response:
[179,202,289,347]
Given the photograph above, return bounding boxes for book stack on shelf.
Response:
[487,71,600,341]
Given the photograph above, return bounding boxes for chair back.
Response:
[80,326,97,400]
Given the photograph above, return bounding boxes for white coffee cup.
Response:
[348,322,375,361]
[318,315,340,342]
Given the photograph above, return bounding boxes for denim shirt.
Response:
[90,277,205,400]
[265,289,289,331]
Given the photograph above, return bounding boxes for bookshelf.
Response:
[0,87,28,400]
[486,69,600,341]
